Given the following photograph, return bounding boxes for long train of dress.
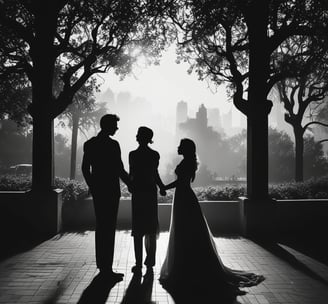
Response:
[159,177,265,298]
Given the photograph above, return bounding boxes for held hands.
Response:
[127,183,134,194]
[159,186,167,196]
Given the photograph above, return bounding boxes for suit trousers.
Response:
[92,189,120,271]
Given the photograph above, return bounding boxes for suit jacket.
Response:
[83,134,127,197]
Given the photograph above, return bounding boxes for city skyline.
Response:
[97,46,233,118]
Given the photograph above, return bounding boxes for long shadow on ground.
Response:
[121,270,155,304]
[0,216,49,262]
[253,237,328,285]
[277,232,328,266]
[77,273,120,304]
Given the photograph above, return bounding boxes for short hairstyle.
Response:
[137,126,154,144]
[100,114,120,130]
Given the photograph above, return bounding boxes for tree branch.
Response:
[268,24,315,55]
[304,121,328,130]
[318,139,328,144]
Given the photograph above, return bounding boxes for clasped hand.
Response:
[159,187,166,196]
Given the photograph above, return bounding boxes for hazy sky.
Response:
[56,46,296,177]
[89,46,246,174]
[98,46,234,119]
[59,46,253,175]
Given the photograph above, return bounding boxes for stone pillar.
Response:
[239,197,276,239]
[26,189,63,237]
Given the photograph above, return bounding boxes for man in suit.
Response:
[82,114,131,280]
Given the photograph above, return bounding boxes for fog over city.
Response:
[55,46,245,180]
[51,45,328,185]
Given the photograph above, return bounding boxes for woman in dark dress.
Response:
[159,138,265,301]
[129,126,166,275]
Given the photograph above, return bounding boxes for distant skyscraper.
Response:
[196,104,207,127]
[208,108,223,134]
[99,87,116,110]
[176,100,188,133]
[222,108,232,131]
[178,103,209,137]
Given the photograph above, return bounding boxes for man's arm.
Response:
[154,153,166,196]
[117,143,131,188]
[128,152,135,193]
[81,143,93,188]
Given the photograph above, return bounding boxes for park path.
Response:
[0,231,328,303]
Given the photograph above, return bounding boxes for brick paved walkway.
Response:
[0,231,327,304]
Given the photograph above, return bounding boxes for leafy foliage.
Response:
[1,175,327,203]
[157,177,328,203]
[0,74,31,126]
[268,128,294,182]
[53,178,89,202]
[228,127,328,182]
[303,135,328,179]
[0,0,174,189]
[0,175,88,203]
[273,33,328,181]
[269,177,328,199]
[0,0,172,119]
[194,185,246,201]
[0,120,32,167]
[170,0,328,115]
[0,175,32,191]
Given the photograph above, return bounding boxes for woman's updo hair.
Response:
[180,138,198,181]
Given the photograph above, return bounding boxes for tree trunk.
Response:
[32,112,54,191]
[30,8,57,191]
[30,56,55,191]
[246,0,271,200]
[70,114,79,180]
[294,127,304,182]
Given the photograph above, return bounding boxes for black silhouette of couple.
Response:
[82,114,264,297]
[82,114,163,281]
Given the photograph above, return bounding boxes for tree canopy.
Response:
[0,0,172,119]
[0,0,173,190]
[170,0,328,115]
[166,0,328,199]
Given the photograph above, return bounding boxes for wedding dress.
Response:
[159,159,264,297]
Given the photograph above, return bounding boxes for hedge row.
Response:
[158,177,328,203]
[1,175,327,203]
[0,175,88,203]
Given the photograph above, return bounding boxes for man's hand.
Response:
[127,183,134,194]
[159,188,166,196]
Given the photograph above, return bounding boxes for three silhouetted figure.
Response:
[82,114,264,298]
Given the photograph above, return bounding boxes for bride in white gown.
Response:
[159,138,264,299]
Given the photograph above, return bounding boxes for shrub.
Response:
[194,185,246,200]
[0,175,32,191]
[1,175,327,202]
[54,178,89,202]
[0,175,88,203]
[269,176,328,199]
[156,177,328,203]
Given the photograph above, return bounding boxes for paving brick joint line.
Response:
[0,231,327,304]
